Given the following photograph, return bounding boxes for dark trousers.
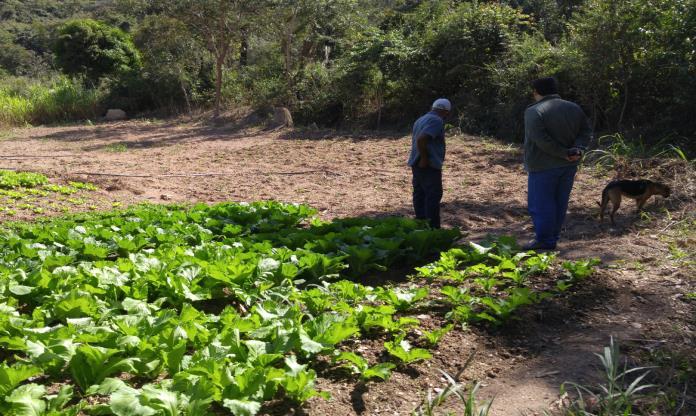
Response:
[412,166,443,228]
[527,165,577,247]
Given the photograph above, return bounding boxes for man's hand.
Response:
[418,158,429,168]
[566,147,582,162]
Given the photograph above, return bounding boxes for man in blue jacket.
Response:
[407,98,451,229]
[523,77,592,250]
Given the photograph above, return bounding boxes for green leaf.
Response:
[110,387,157,416]
[420,324,454,346]
[68,345,135,391]
[333,351,368,373]
[306,314,359,347]
[298,330,325,355]
[222,399,261,416]
[384,337,432,364]
[84,243,109,259]
[86,378,128,396]
[53,290,99,319]
[46,385,73,411]
[4,383,47,416]
[362,362,395,381]
[164,341,187,374]
[0,364,42,396]
[279,357,321,403]
[8,284,34,296]
[140,384,186,416]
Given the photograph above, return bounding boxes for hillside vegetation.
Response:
[0,0,694,149]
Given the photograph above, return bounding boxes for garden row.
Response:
[0,202,597,415]
[0,170,99,215]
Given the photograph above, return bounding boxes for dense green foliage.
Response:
[0,0,693,142]
[0,201,597,414]
[53,19,141,83]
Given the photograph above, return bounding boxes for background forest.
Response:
[0,0,694,146]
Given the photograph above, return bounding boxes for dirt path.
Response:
[1,120,694,415]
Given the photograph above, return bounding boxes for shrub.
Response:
[489,34,583,141]
[53,19,141,84]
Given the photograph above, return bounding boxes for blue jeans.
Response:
[412,166,443,228]
[527,165,577,247]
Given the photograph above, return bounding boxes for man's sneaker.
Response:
[522,240,556,251]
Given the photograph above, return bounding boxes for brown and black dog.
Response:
[599,179,671,225]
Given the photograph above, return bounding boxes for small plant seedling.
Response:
[69,181,98,191]
[105,143,128,152]
[68,198,86,205]
[419,324,454,347]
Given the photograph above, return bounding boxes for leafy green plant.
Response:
[562,259,601,281]
[0,170,48,189]
[68,181,98,191]
[105,143,128,153]
[377,286,429,311]
[385,335,432,364]
[43,184,77,195]
[0,201,463,412]
[419,324,454,347]
[0,364,42,396]
[333,352,395,381]
[69,345,136,391]
[419,237,597,327]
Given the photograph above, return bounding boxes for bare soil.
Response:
[1,120,694,415]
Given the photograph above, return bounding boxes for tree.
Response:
[267,0,362,106]
[134,15,209,114]
[53,19,141,83]
[0,28,47,76]
[338,29,412,127]
[568,0,696,133]
[170,0,267,117]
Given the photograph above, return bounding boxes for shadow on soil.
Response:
[34,120,273,151]
[278,129,405,142]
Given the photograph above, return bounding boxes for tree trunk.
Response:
[239,27,249,67]
[214,55,224,118]
[282,14,296,106]
[180,79,192,116]
[376,89,383,130]
[618,79,629,131]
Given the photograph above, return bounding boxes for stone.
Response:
[105,109,127,121]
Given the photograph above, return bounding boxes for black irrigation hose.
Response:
[69,170,340,178]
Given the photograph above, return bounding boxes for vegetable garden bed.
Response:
[0,202,597,415]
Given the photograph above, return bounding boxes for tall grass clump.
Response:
[546,337,662,416]
[0,76,103,126]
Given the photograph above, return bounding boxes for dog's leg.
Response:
[636,195,649,212]
[609,192,621,226]
[599,192,609,223]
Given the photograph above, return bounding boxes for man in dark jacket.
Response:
[407,98,451,228]
[523,77,592,250]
